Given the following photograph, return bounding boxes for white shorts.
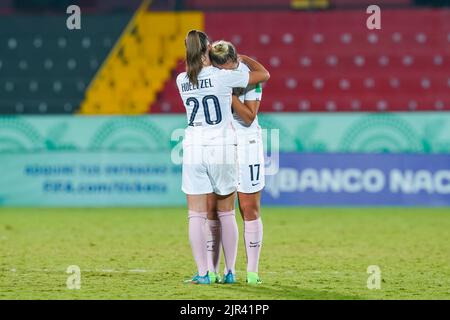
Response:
[237,133,265,193]
[182,144,237,196]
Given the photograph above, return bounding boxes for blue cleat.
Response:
[188,272,211,285]
[222,270,236,284]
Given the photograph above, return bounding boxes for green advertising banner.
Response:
[1,113,450,154]
[257,113,450,153]
[0,113,450,206]
[0,152,181,206]
[0,116,187,206]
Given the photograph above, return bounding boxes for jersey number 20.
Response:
[187,95,222,126]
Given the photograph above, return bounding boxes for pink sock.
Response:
[188,211,208,276]
[218,210,238,274]
[206,219,221,273]
[244,218,263,273]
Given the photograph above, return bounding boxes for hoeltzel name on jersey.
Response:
[180,79,214,92]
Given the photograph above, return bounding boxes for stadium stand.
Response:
[0,2,448,115]
[151,9,450,113]
[0,0,143,13]
[182,0,411,10]
[0,0,203,115]
[80,9,203,115]
[0,15,128,114]
[332,0,412,8]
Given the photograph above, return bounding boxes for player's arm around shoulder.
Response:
[232,74,263,126]
[232,96,260,126]
[239,54,270,85]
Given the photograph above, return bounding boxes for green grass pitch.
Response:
[0,207,449,300]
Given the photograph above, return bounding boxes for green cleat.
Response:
[208,272,222,284]
[246,272,262,285]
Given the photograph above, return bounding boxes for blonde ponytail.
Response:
[210,40,238,66]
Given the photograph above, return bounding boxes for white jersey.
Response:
[176,66,249,146]
[232,63,265,193]
[232,63,263,135]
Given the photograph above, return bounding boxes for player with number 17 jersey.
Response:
[233,62,265,194]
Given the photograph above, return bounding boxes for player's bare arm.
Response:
[231,95,260,126]
[239,54,270,85]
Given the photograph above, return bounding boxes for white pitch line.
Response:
[1,268,155,274]
[2,268,364,275]
[129,269,148,273]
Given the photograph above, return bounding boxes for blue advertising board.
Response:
[263,153,450,206]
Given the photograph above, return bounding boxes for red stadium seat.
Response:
[151,9,450,113]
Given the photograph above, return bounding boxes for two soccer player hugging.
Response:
[176,30,270,285]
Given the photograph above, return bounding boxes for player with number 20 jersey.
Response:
[177,65,249,195]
